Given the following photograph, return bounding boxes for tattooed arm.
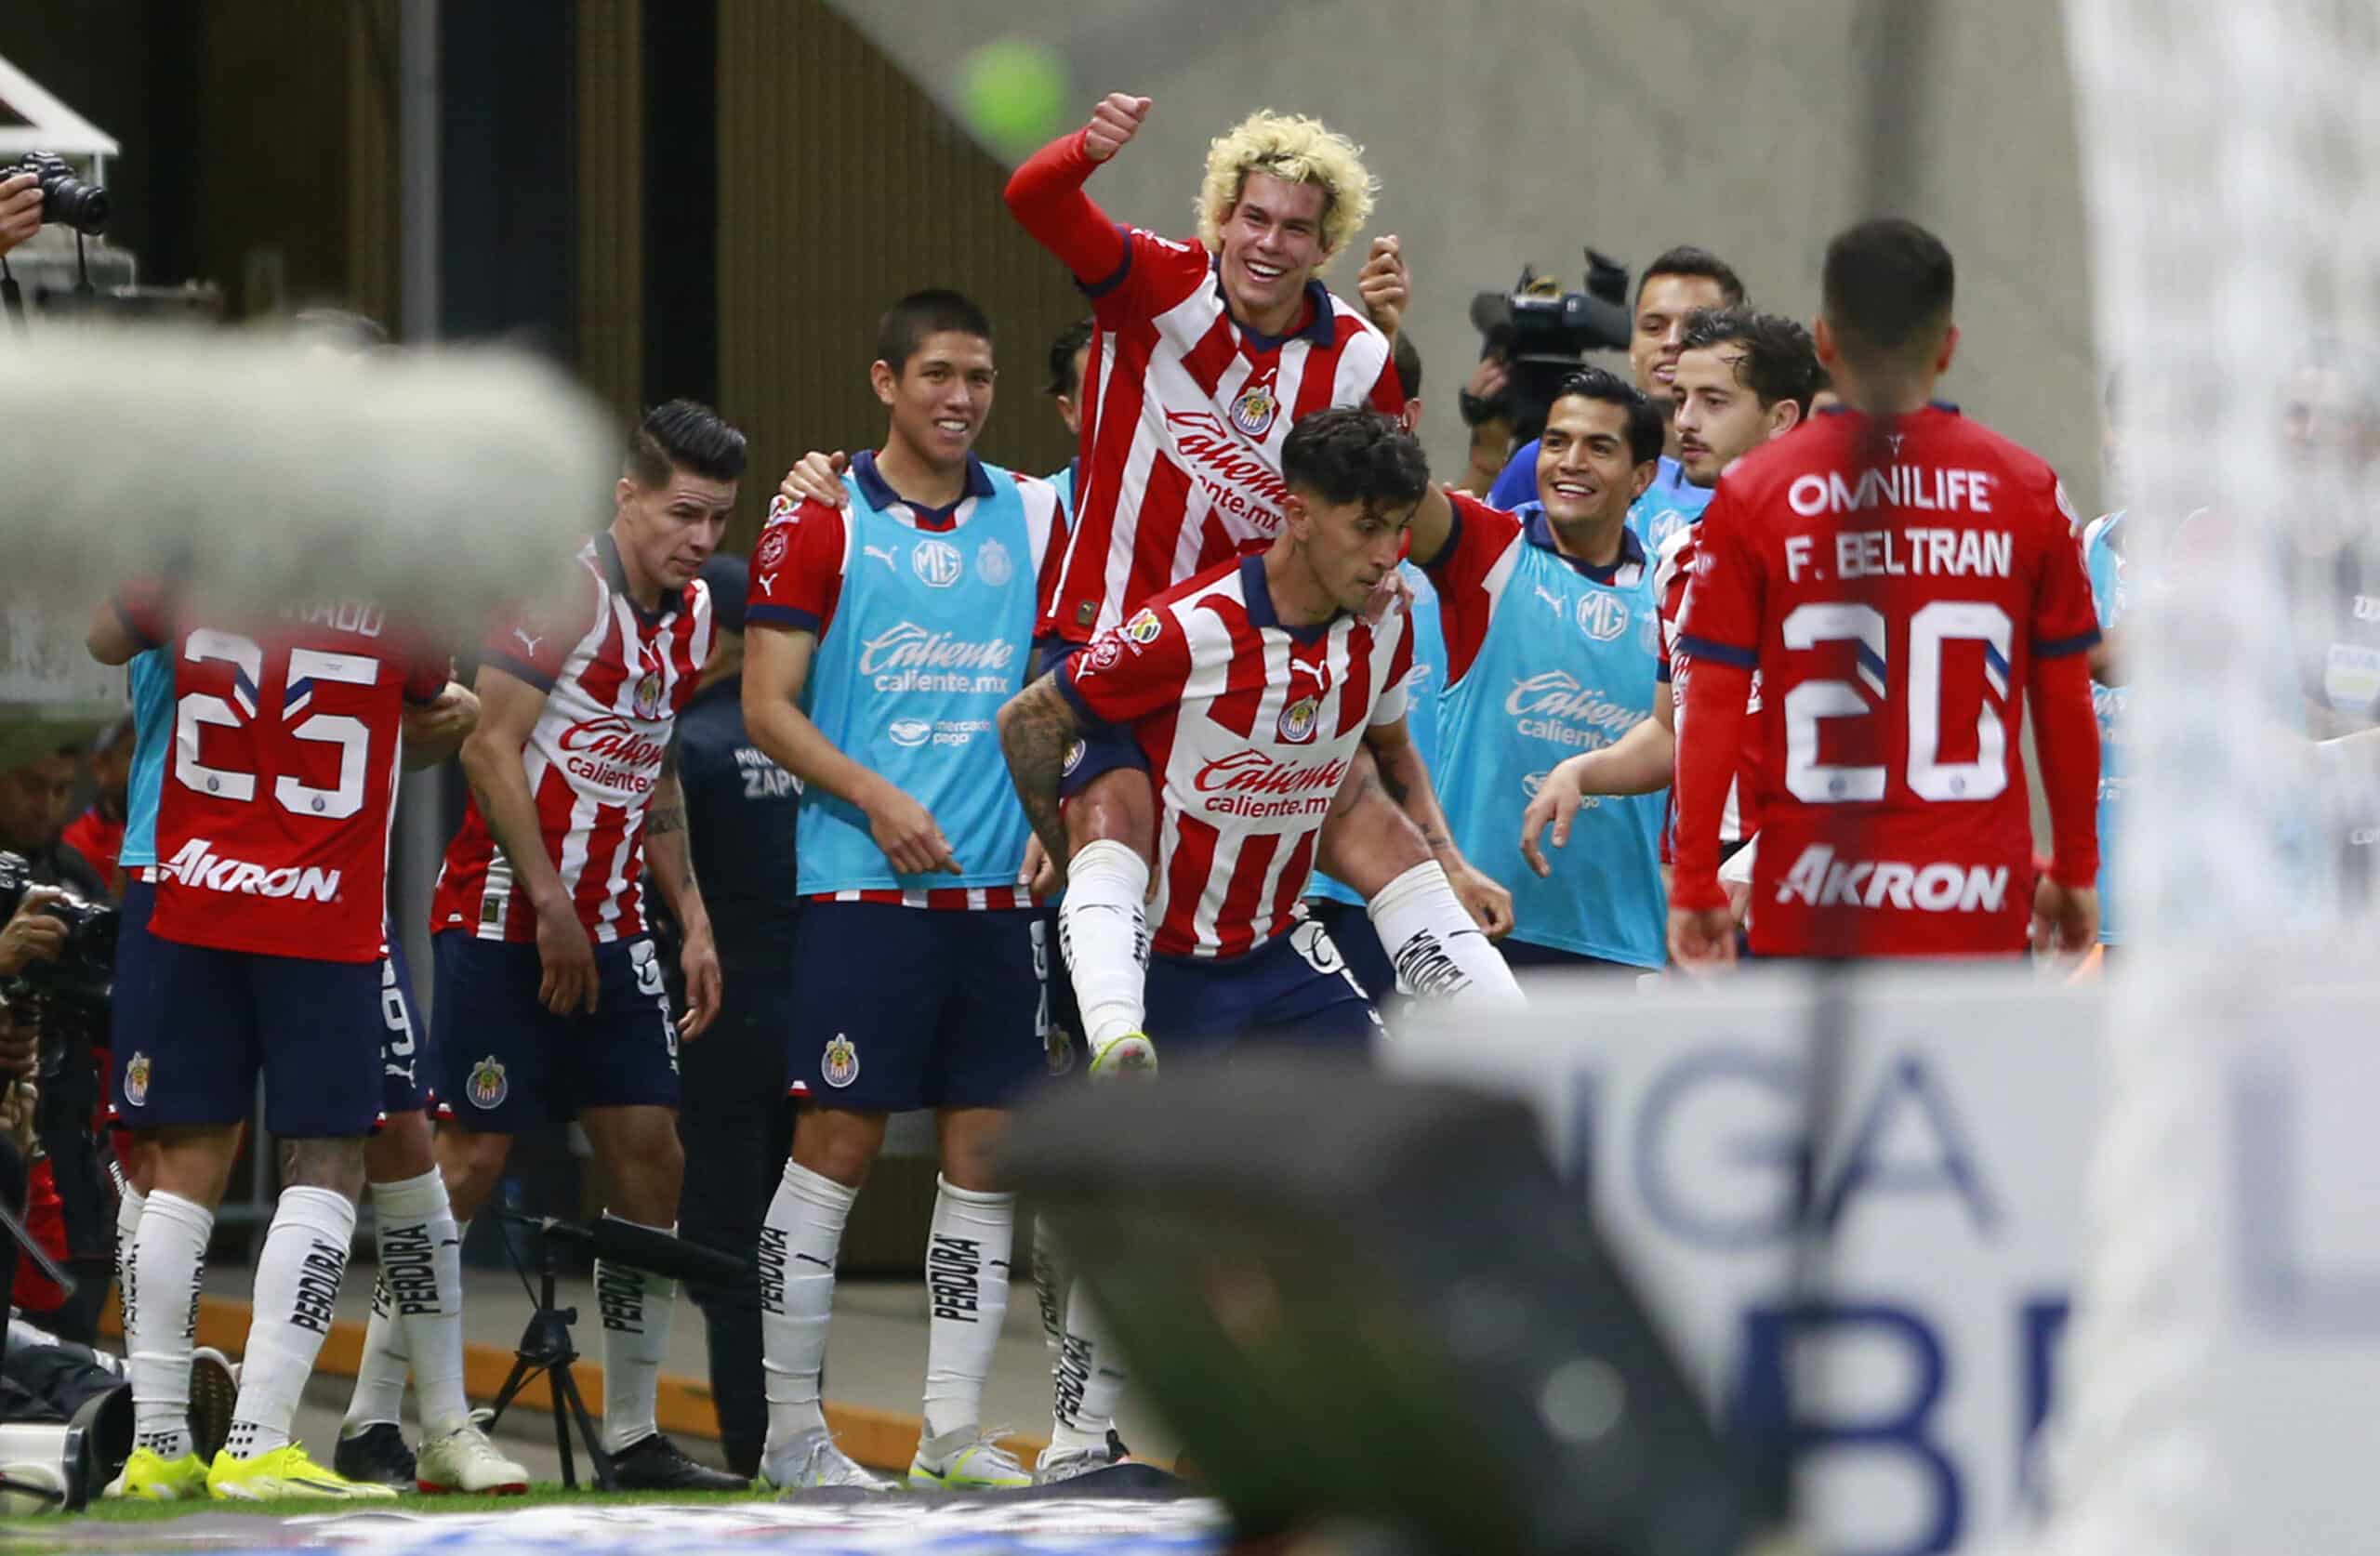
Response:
[643,742,721,1037]
[997,673,1084,891]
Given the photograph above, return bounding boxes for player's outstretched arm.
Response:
[996,673,1083,893]
[1521,709,1681,880]
[643,745,721,1037]
[463,664,601,1015]
[1002,94,1144,284]
[741,622,959,876]
[1364,716,1514,939]
[85,593,150,666]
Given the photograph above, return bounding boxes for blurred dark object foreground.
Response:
[1007,1056,1768,1556]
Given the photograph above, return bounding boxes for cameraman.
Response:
[0,750,115,1341]
[0,171,39,261]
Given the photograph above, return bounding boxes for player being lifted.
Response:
[740,291,1065,1494]
[1669,220,2102,962]
[398,402,747,1491]
[89,583,450,1500]
[784,93,1518,1076]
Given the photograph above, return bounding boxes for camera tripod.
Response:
[484,1207,615,1490]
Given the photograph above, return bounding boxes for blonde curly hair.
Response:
[1195,110,1377,270]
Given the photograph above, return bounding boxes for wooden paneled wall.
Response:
[576,0,646,422]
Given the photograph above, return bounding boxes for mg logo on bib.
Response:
[1578,592,1631,643]
[912,539,963,588]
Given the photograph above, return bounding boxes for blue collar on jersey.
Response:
[852,448,994,532]
[597,530,683,623]
[1209,256,1338,349]
[1237,554,1337,644]
[1516,504,1648,585]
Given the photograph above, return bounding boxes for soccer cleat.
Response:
[208,1444,402,1499]
[760,1427,899,1492]
[102,1447,210,1501]
[609,1431,748,1492]
[332,1421,416,1489]
[1087,1031,1157,1080]
[187,1348,237,1463]
[415,1421,530,1495]
[1033,1439,1121,1484]
[907,1426,1032,1491]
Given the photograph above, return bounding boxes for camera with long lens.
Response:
[1469,249,1633,444]
[0,152,109,238]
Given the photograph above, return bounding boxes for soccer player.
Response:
[998,408,1430,1477]
[1519,309,1822,879]
[420,401,744,1492]
[330,688,532,1496]
[740,291,1062,1494]
[1043,316,1094,521]
[1415,368,1672,969]
[1669,219,2102,962]
[1485,246,1747,552]
[88,583,450,1500]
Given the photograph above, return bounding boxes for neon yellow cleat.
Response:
[1088,1031,1157,1080]
[908,1427,1033,1491]
[207,1444,401,1500]
[103,1447,212,1501]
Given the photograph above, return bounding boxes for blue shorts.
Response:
[110,887,384,1139]
[1500,940,1633,971]
[1300,898,1394,1005]
[791,902,1048,1112]
[376,933,436,1119]
[1037,638,1150,802]
[1146,920,1380,1057]
[434,931,680,1130]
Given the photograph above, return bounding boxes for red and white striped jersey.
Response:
[1044,227,1405,645]
[1656,524,1763,851]
[431,533,714,943]
[1059,555,1414,958]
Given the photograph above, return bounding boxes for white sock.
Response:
[340,1276,409,1435]
[1030,1213,1067,1356]
[1049,1284,1129,1454]
[1061,839,1152,1046]
[113,1184,146,1344]
[920,1177,1015,1440]
[760,1160,853,1448]
[227,1185,356,1458]
[1367,861,1525,1007]
[596,1216,679,1454]
[352,1170,468,1434]
[127,1189,209,1459]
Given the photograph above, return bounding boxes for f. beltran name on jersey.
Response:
[163,837,340,902]
[1778,465,2016,584]
[1775,844,2008,914]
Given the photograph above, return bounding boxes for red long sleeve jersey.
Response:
[1675,405,2101,956]
[1005,130,1405,645]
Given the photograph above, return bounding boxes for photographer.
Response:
[0,751,119,1342]
[0,171,39,262]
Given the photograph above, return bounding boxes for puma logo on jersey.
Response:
[865,544,900,573]
[164,839,341,902]
[1774,844,2007,914]
[513,627,544,656]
